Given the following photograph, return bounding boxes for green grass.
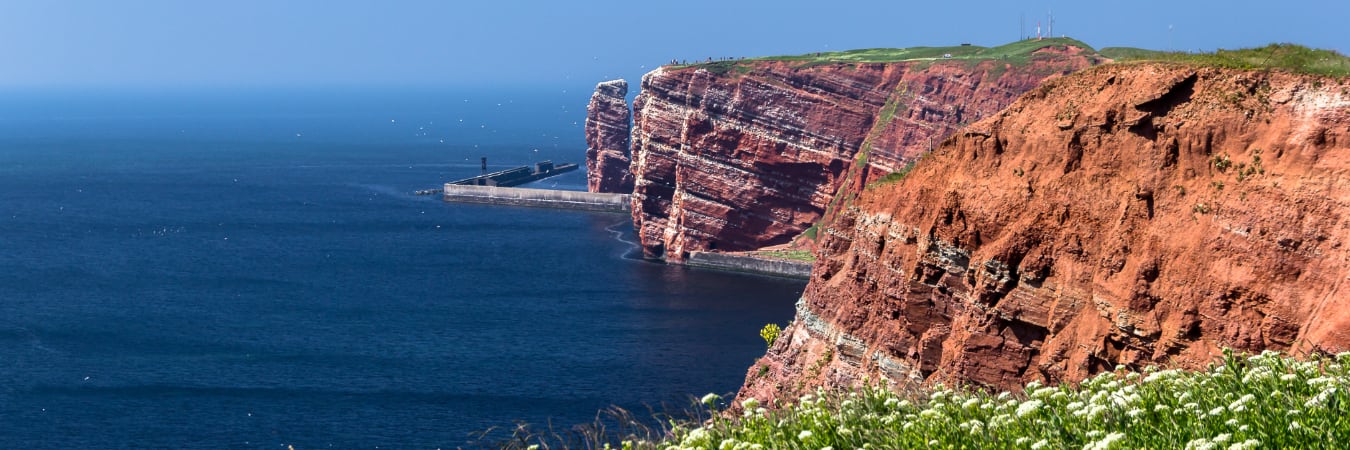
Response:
[867,160,918,189]
[754,249,815,263]
[633,350,1349,450]
[1101,43,1350,77]
[759,37,1096,65]
[673,37,1098,72]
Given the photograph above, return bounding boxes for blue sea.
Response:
[0,87,803,448]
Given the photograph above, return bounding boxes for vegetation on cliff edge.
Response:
[1101,44,1350,77]
[673,37,1098,73]
[641,350,1349,450]
[752,249,815,263]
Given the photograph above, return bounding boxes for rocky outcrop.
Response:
[586,79,634,193]
[630,47,1099,261]
[739,64,1350,405]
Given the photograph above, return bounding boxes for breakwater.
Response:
[449,160,578,187]
[442,185,630,213]
[685,251,813,279]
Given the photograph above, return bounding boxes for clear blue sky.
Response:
[0,0,1344,89]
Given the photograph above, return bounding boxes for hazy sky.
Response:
[0,0,1345,90]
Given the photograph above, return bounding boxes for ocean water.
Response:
[0,87,803,448]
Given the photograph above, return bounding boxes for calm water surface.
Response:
[0,88,803,448]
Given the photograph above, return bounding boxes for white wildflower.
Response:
[1281,373,1298,382]
[682,427,710,446]
[1126,408,1143,418]
[701,393,721,406]
[1307,376,1336,387]
[1083,432,1124,450]
[1228,439,1260,450]
[1184,438,1216,450]
[1208,406,1226,417]
[1154,404,1171,413]
[740,398,759,410]
[1144,369,1182,383]
[1212,434,1230,444]
[1085,404,1108,420]
[1016,399,1044,417]
[1289,421,1302,431]
[797,430,813,441]
[1225,419,1239,427]
[1032,440,1049,450]
[962,397,980,409]
[1305,387,1338,409]
[1015,437,1030,445]
[1229,394,1255,410]
[928,440,939,446]
[965,419,984,433]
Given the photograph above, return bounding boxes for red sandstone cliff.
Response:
[586,79,634,193]
[630,46,1099,261]
[739,63,1350,405]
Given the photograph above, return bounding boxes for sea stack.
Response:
[585,79,634,194]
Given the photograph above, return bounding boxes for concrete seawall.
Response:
[685,251,813,279]
[442,184,630,213]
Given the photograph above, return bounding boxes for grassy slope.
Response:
[678,37,1099,74]
[1101,43,1350,77]
[759,37,1096,65]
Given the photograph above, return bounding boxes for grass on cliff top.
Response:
[753,249,815,263]
[1101,43,1350,77]
[600,350,1348,450]
[673,37,1098,73]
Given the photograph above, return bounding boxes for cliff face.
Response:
[585,79,634,193]
[739,64,1350,405]
[630,49,1098,261]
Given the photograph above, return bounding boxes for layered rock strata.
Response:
[586,79,634,193]
[739,64,1350,405]
[630,48,1098,261]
